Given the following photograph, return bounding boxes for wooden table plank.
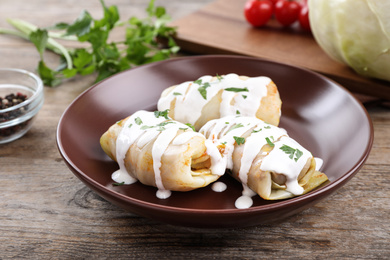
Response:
[0,0,389,259]
[171,0,390,100]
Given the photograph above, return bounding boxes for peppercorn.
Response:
[0,92,30,138]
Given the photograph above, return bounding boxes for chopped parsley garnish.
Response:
[264,125,271,129]
[234,136,245,145]
[154,109,169,119]
[265,137,274,147]
[252,128,262,133]
[128,123,133,128]
[112,182,125,186]
[242,95,247,99]
[135,117,143,125]
[194,79,202,85]
[198,82,211,100]
[173,92,182,96]
[140,125,154,130]
[225,87,249,93]
[157,121,175,127]
[179,127,188,131]
[185,123,196,131]
[236,110,241,115]
[216,74,223,81]
[280,145,303,162]
[226,123,244,133]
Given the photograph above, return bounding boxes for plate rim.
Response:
[56,54,374,215]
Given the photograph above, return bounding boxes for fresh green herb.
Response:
[135,117,143,125]
[154,109,169,119]
[221,141,227,145]
[295,149,303,162]
[265,137,274,147]
[198,82,211,100]
[227,123,244,133]
[236,110,241,115]
[128,123,133,128]
[242,95,247,99]
[252,128,262,133]
[157,121,175,127]
[233,136,245,145]
[0,0,179,87]
[173,92,182,96]
[225,87,249,93]
[140,125,154,130]
[280,145,303,162]
[264,125,271,129]
[179,127,188,131]
[157,126,166,131]
[112,181,125,186]
[185,123,196,131]
[216,74,223,81]
[194,79,202,85]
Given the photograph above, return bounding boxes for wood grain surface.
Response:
[0,0,389,259]
[171,0,390,100]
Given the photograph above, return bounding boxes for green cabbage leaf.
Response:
[309,0,390,82]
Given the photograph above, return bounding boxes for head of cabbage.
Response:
[308,0,390,82]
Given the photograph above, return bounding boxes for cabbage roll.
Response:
[100,110,225,199]
[157,73,282,131]
[199,116,328,204]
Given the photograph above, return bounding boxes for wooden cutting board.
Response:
[171,0,390,100]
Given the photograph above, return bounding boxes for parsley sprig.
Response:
[0,0,179,86]
[280,145,303,162]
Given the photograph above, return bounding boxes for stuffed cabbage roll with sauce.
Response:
[199,116,328,205]
[100,110,225,199]
[157,73,282,131]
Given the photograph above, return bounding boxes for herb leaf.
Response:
[227,123,244,134]
[154,109,169,119]
[265,137,274,147]
[198,82,211,100]
[185,123,196,132]
[234,136,245,145]
[2,0,179,87]
[135,117,143,125]
[280,145,303,161]
[225,87,249,93]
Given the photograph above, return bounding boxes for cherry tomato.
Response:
[274,0,301,26]
[244,0,273,27]
[298,4,310,31]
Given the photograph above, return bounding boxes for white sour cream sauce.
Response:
[157,74,270,126]
[200,115,317,209]
[113,110,210,199]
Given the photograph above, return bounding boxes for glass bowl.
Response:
[0,68,44,144]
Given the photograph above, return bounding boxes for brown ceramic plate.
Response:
[57,55,373,228]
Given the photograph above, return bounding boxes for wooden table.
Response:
[0,0,389,259]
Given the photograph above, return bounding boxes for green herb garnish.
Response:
[216,74,223,81]
[233,136,245,145]
[225,87,249,93]
[265,137,274,147]
[185,123,196,131]
[0,0,179,86]
[280,145,303,162]
[154,109,169,119]
[198,82,211,100]
[252,128,262,133]
[112,182,125,186]
[264,126,271,129]
[242,95,247,99]
[135,117,143,125]
[173,92,182,96]
[226,123,244,133]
